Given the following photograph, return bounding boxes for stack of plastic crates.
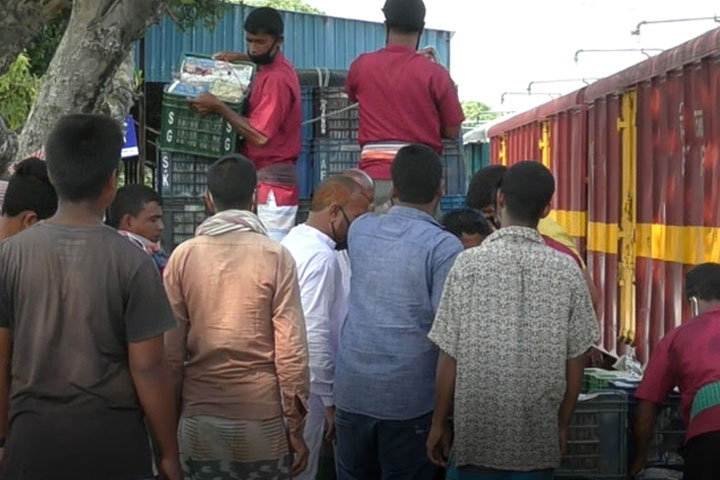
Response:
[630,395,685,470]
[312,139,362,187]
[160,202,207,253]
[442,137,468,197]
[313,87,359,140]
[298,86,315,200]
[439,195,467,215]
[556,391,629,479]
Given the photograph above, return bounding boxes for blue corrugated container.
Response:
[138,5,453,83]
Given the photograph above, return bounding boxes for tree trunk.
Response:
[16,0,170,160]
[100,51,136,126]
[0,0,71,75]
[0,119,18,179]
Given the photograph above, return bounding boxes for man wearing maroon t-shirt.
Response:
[345,0,465,213]
[191,7,302,242]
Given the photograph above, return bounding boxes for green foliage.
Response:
[240,0,324,14]
[462,101,501,126]
[0,54,41,131]
[169,0,232,31]
[25,5,72,77]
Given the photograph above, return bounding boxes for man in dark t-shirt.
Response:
[0,115,181,480]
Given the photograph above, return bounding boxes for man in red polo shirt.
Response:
[191,7,301,242]
[631,263,720,479]
[346,0,465,213]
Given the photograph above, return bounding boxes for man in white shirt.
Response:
[282,175,369,480]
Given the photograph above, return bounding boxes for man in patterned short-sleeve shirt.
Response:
[427,161,599,479]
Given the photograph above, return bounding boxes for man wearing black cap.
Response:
[345,0,465,213]
[191,7,302,242]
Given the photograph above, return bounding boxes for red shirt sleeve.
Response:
[430,66,465,130]
[345,59,360,103]
[635,329,680,404]
[248,75,293,139]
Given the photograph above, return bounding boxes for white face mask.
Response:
[690,296,700,317]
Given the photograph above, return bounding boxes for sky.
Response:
[303,0,719,115]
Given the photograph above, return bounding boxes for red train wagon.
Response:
[489,27,720,363]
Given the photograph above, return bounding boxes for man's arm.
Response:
[272,249,310,476]
[442,125,461,140]
[189,94,269,146]
[558,352,587,455]
[427,351,456,467]
[631,400,660,476]
[430,237,463,311]
[0,328,11,444]
[431,69,465,141]
[162,254,189,414]
[129,337,181,480]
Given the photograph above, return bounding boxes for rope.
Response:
[301,102,359,126]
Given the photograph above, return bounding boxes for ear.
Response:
[20,211,38,229]
[107,169,119,192]
[540,203,552,219]
[496,190,505,209]
[391,185,399,201]
[436,183,443,200]
[119,213,134,231]
[204,191,217,215]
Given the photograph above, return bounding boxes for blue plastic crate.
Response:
[301,86,314,142]
[440,195,467,213]
[556,391,629,479]
[312,139,361,187]
[442,138,467,196]
[297,142,312,199]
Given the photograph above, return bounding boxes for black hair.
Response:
[442,208,493,238]
[500,161,555,224]
[467,165,507,210]
[245,7,284,38]
[383,0,426,33]
[685,263,720,302]
[106,184,162,229]
[2,158,57,219]
[208,154,257,210]
[45,114,122,202]
[391,144,442,204]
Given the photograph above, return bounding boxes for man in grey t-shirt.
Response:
[0,115,181,480]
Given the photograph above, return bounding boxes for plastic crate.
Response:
[297,142,313,199]
[160,93,241,158]
[312,139,361,187]
[301,86,315,142]
[628,395,685,468]
[313,87,359,140]
[158,151,214,199]
[440,195,467,214]
[296,198,311,225]
[442,138,468,196]
[161,200,207,252]
[556,391,629,479]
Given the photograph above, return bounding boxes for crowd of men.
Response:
[0,1,719,480]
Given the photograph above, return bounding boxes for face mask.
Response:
[330,206,351,251]
[248,40,279,65]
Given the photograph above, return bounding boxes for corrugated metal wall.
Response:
[139,5,453,83]
[488,28,720,363]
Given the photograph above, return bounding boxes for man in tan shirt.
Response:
[164,154,310,480]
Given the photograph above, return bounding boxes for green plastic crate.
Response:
[160,53,256,158]
[160,93,241,158]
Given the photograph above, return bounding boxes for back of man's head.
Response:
[45,114,122,203]
[467,165,508,210]
[383,0,426,33]
[442,208,493,238]
[391,144,442,205]
[500,161,555,226]
[686,263,720,302]
[245,7,284,38]
[208,155,257,211]
[3,158,57,219]
[107,184,161,229]
[311,175,361,212]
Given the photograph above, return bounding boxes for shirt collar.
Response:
[485,226,545,245]
[387,205,441,226]
[296,223,336,250]
[384,44,416,54]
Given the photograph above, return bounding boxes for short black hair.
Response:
[383,0,426,33]
[686,263,720,302]
[2,158,57,219]
[500,161,555,224]
[245,7,284,38]
[391,144,442,204]
[45,114,122,202]
[208,154,257,210]
[442,208,493,238]
[106,184,162,229]
[467,165,507,210]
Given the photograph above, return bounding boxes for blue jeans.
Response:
[335,409,437,480]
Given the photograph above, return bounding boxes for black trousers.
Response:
[683,430,720,480]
